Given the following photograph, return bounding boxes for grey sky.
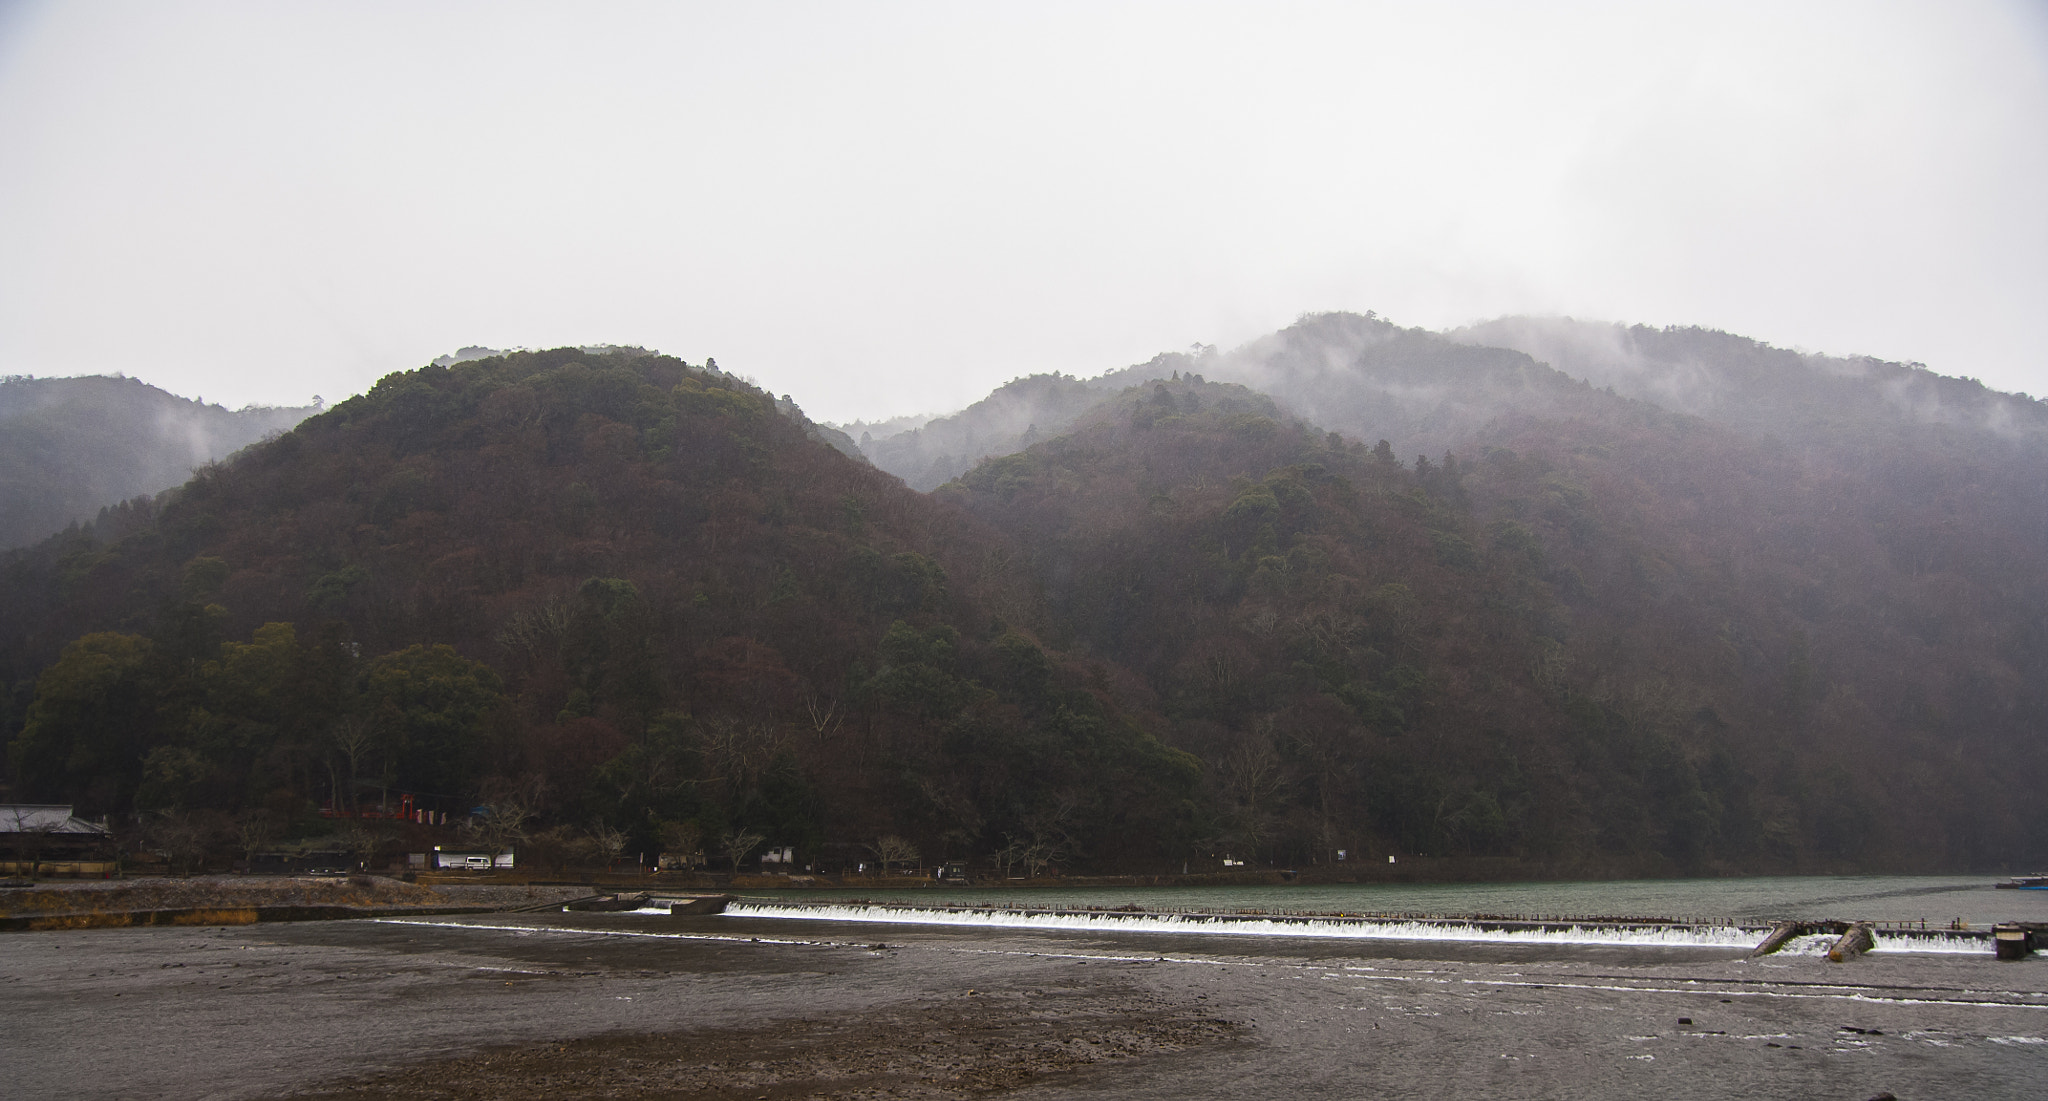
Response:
[2,1,2044,421]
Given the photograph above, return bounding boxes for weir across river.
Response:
[717,898,2015,957]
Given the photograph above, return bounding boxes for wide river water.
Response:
[736,872,2043,926]
[8,874,2045,1099]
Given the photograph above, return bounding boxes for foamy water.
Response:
[725,874,2038,927]
[721,902,1988,953]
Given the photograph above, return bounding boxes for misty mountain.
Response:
[1449,316,2048,451]
[915,313,2048,871]
[1188,312,1612,462]
[3,318,2045,876]
[832,372,1113,491]
[0,375,319,550]
[933,365,2048,873]
[941,377,1737,869]
[852,314,1588,487]
[430,346,511,367]
[867,312,2047,503]
[771,392,867,463]
[431,344,657,368]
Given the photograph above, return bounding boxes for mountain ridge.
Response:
[2,318,2043,875]
[0,374,320,550]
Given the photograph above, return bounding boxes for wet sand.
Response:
[298,976,1231,1099]
[5,910,2045,1099]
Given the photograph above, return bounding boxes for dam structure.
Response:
[721,899,1995,956]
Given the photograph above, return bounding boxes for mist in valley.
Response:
[0,375,319,549]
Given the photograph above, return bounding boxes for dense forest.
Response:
[4,317,2045,876]
[0,374,318,550]
[942,372,2048,873]
[0,350,1197,873]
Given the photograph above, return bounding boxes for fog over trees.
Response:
[3,316,2043,876]
[0,375,319,550]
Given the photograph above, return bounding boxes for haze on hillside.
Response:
[5,313,2045,875]
[0,375,319,548]
[1,2,2043,417]
[831,313,2048,490]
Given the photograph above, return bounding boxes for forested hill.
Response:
[0,349,1199,872]
[832,372,1112,492]
[2,323,2044,877]
[939,375,2048,873]
[0,375,318,549]
[1203,316,2048,871]
[850,313,2047,526]
[1187,318,2048,836]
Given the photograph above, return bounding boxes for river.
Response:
[6,874,2044,1099]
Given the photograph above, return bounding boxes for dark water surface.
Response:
[6,876,2046,1099]
[744,873,2048,926]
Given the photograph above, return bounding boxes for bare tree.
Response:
[147,809,221,876]
[463,775,546,858]
[993,836,1024,880]
[1217,730,1284,859]
[657,820,703,869]
[868,834,919,876]
[718,828,765,872]
[100,813,135,875]
[338,819,387,872]
[995,833,1063,879]
[697,719,791,800]
[1019,839,1064,879]
[234,809,277,867]
[801,687,844,745]
[522,824,586,875]
[493,593,575,659]
[329,714,377,815]
[587,821,629,871]
[1003,790,1082,879]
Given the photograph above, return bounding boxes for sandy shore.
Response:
[296,976,1233,1100]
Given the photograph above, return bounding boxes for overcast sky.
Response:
[2,1,2044,420]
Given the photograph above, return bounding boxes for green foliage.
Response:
[10,632,158,812]
[306,564,369,611]
[869,621,970,720]
[1429,529,1478,570]
[362,644,504,797]
[879,620,957,670]
[181,556,230,597]
[991,631,1052,706]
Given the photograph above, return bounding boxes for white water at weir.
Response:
[722,902,1987,954]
